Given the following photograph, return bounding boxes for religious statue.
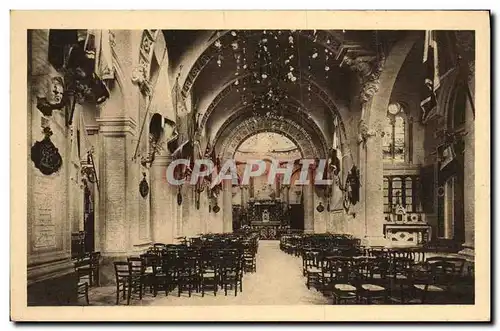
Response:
[262,209,270,223]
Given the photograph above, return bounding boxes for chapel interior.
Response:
[27,29,475,306]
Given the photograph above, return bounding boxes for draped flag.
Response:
[148,47,178,146]
[92,30,114,82]
[439,144,456,171]
[420,30,441,124]
[69,105,84,185]
[172,76,193,145]
[330,117,344,211]
[70,104,94,185]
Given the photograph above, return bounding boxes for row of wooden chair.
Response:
[112,245,256,305]
[302,253,473,304]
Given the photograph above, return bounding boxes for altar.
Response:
[383,211,431,245]
[247,199,288,239]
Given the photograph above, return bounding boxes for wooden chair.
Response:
[74,257,91,305]
[176,256,199,297]
[128,257,145,300]
[412,260,456,304]
[114,261,132,305]
[140,253,163,297]
[303,250,322,290]
[219,250,243,296]
[200,250,219,297]
[327,257,358,304]
[353,258,389,304]
[89,251,101,287]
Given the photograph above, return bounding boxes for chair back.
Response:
[114,261,131,279]
[127,257,144,276]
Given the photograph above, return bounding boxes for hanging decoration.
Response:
[31,127,63,175]
[343,165,360,212]
[177,187,183,205]
[316,201,325,213]
[139,172,149,198]
[44,30,112,125]
[36,76,66,117]
[212,204,220,214]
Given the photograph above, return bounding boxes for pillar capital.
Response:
[342,54,385,105]
[150,154,173,167]
[96,116,137,135]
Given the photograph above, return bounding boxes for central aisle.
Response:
[89,240,329,305]
[147,240,329,306]
[85,240,329,306]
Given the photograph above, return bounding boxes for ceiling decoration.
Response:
[165,29,393,159]
[209,30,346,116]
[179,30,353,100]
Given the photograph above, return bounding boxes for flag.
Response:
[421,30,441,124]
[69,104,90,184]
[172,77,193,145]
[331,117,342,176]
[69,105,82,185]
[93,30,114,81]
[440,144,456,171]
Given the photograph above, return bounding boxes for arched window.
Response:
[383,102,408,163]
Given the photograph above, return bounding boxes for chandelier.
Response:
[211,30,341,116]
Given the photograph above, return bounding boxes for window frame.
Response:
[383,175,422,214]
[383,103,413,164]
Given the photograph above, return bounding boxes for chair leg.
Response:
[139,278,143,300]
[116,284,120,305]
[85,284,90,305]
[127,281,132,305]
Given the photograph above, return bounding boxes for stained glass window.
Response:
[383,103,407,163]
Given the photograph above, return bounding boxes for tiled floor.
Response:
[85,240,329,306]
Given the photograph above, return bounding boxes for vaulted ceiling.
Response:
[162,29,408,152]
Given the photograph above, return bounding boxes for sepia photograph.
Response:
[10,10,490,322]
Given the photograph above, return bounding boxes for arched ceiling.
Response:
[162,29,407,152]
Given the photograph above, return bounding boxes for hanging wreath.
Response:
[31,127,63,175]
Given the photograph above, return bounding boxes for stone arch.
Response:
[212,103,328,153]
[199,68,348,131]
[366,33,420,132]
[219,116,326,160]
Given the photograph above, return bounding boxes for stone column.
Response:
[150,154,176,244]
[97,118,137,257]
[460,60,475,259]
[222,179,233,233]
[303,170,315,233]
[241,185,249,208]
[359,121,386,246]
